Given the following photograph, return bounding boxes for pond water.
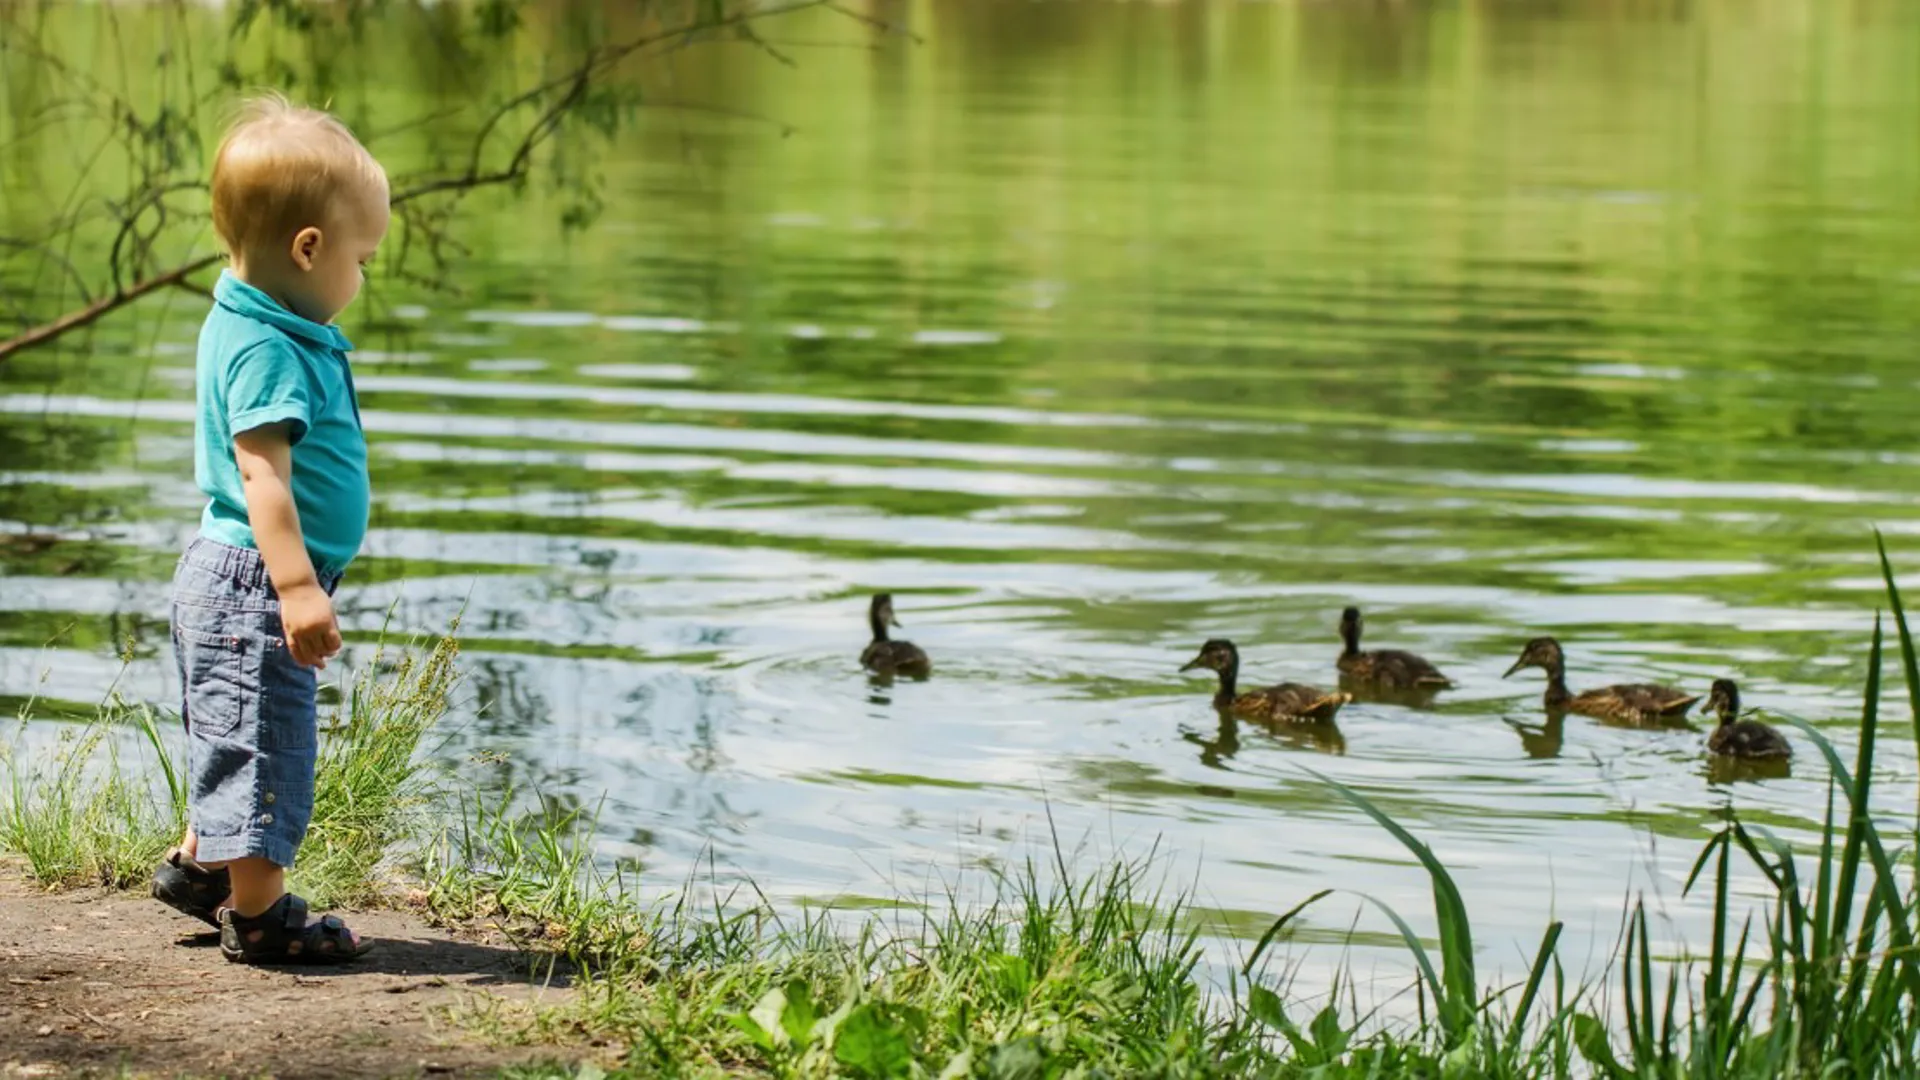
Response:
[5,0,1920,1003]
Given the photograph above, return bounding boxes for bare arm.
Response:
[234,424,341,668]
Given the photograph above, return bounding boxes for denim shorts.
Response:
[171,537,341,868]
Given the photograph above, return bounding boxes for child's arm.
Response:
[234,423,341,669]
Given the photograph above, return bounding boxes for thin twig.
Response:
[0,239,95,305]
[169,277,214,301]
[825,1,924,44]
[0,0,851,364]
[0,254,220,361]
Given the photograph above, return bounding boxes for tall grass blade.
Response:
[1776,709,1920,1006]
[1242,888,1332,978]
[1306,767,1476,1037]
[1829,613,1882,958]
[1505,919,1563,1053]
[1873,529,1920,781]
[1811,776,1837,1025]
[1356,893,1448,1023]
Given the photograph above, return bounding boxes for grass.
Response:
[2,539,1919,1077]
[296,629,459,906]
[0,629,454,905]
[0,694,182,889]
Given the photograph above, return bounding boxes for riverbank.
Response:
[4,544,1919,1079]
[0,870,589,1080]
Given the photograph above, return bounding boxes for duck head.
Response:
[1339,607,1363,653]
[1503,637,1565,679]
[869,593,903,639]
[1704,678,1740,724]
[1180,638,1240,674]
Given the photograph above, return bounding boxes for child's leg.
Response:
[223,857,285,917]
[171,538,367,961]
[175,537,318,870]
[152,550,234,925]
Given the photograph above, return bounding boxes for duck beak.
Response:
[1502,658,1528,679]
[889,612,903,628]
[1179,656,1204,672]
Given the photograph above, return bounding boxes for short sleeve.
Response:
[225,340,313,445]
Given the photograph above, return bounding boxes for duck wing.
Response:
[1343,649,1450,689]
[862,640,931,674]
[1571,683,1698,724]
[1616,683,1699,716]
[1252,682,1350,723]
[1710,719,1792,760]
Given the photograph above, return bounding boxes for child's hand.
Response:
[280,581,342,669]
[235,424,343,670]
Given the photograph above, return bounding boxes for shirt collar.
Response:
[213,270,354,352]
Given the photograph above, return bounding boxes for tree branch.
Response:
[0,254,221,362]
[171,277,215,301]
[0,0,844,366]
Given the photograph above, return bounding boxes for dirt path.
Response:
[0,871,590,1079]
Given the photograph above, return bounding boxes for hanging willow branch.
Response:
[0,0,863,365]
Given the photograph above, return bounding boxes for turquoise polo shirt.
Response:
[194,271,369,577]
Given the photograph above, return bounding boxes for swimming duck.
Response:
[1502,636,1698,724]
[1703,679,1791,760]
[1181,638,1349,723]
[1337,607,1451,690]
[860,593,930,677]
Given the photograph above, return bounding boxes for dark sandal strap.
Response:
[221,893,372,965]
[151,849,230,928]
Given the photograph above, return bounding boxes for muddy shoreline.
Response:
[0,870,589,1079]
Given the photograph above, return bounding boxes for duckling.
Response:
[1181,638,1349,724]
[859,593,930,677]
[1502,636,1698,724]
[1703,679,1791,760]
[1336,607,1451,690]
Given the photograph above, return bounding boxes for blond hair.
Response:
[210,94,388,258]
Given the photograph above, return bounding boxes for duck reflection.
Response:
[1184,709,1346,767]
[1704,756,1792,785]
[1183,711,1242,769]
[1504,711,1566,760]
[1340,678,1446,711]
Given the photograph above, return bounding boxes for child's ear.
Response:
[289,226,324,271]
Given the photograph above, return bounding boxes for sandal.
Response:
[219,893,374,965]
[150,848,230,928]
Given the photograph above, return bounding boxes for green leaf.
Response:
[1571,1013,1629,1080]
[988,952,1033,1000]
[1246,984,1314,1060]
[1246,984,1289,1031]
[730,1009,777,1053]
[746,983,791,1049]
[934,1047,975,1080]
[983,1037,1048,1079]
[1309,1003,1350,1058]
[835,1002,917,1079]
[779,978,819,1047]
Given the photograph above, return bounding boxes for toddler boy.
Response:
[149,95,388,964]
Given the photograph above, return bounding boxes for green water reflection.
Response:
[4,0,1919,995]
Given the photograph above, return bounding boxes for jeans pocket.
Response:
[176,623,254,741]
[259,637,318,752]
